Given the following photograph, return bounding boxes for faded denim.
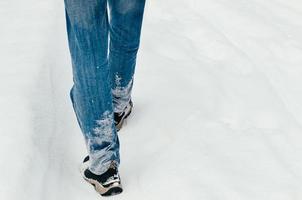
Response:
[64,0,146,175]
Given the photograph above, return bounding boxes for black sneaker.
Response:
[81,156,123,196]
[114,99,133,132]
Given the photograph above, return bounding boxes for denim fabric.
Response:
[64,0,146,175]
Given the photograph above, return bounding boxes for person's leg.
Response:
[64,0,120,175]
[108,0,146,113]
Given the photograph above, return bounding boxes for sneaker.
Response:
[114,99,133,132]
[81,156,123,196]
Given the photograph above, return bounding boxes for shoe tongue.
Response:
[109,161,117,169]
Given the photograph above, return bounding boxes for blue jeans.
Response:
[64,0,146,175]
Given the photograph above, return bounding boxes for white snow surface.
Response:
[1,0,302,199]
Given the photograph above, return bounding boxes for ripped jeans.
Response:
[64,0,146,175]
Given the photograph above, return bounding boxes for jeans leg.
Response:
[64,0,120,175]
[108,0,146,113]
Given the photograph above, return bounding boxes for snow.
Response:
[1,0,302,199]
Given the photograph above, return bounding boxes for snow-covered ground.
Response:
[1,0,302,199]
